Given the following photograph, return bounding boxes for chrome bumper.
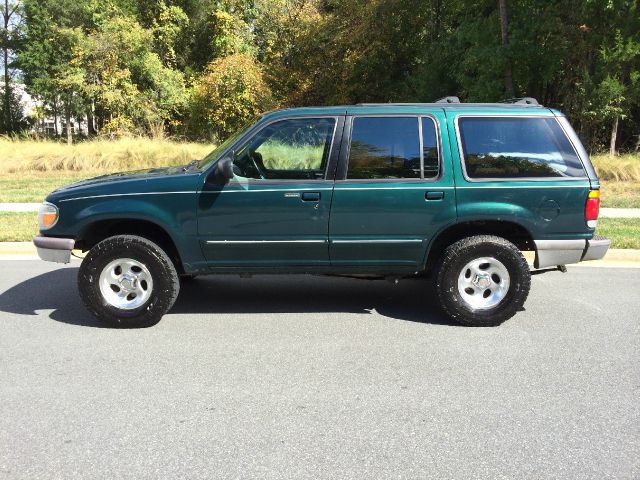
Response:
[534,236,611,269]
[33,236,75,264]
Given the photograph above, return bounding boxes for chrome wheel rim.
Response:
[457,257,510,310]
[98,258,153,310]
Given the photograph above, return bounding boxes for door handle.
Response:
[301,192,321,202]
[425,191,445,201]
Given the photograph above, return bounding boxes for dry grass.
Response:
[599,181,640,208]
[591,154,640,182]
[0,137,214,174]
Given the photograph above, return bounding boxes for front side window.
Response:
[459,117,586,179]
[347,117,421,179]
[233,117,336,180]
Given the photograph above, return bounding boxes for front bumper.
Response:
[33,236,75,264]
[534,236,611,269]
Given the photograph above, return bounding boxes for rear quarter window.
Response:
[458,117,586,179]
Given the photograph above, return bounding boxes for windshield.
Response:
[198,116,261,169]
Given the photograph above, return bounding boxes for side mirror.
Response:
[212,155,234,185]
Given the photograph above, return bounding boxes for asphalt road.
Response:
[0,260,638,479]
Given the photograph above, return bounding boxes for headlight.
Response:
[38,202,59,230]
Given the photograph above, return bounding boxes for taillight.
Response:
[585,190,600,228]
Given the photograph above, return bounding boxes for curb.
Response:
[0,203,40,212]
[600,208,640,219]
[1,242,639,267]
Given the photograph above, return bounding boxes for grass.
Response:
[0,137,213,174]
[599,181,640,208]
[591,154,640,208]
[0,212,38,242]
[256,142,323,170]
[594,218,640,249]
[0,173,87,203]
[1,212,638,249]
[591,154,640,182]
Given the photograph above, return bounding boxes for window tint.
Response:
[233,118,336,180]
[422,117,439,178]
[348,117,421,179]
[459,117,585,178]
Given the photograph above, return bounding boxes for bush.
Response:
[188,53,273,142]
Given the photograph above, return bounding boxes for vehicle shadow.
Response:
[0,268,459,328]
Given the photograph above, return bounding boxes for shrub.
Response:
[188,53,274,142]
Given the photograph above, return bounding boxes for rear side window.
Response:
[422,117,439,178]
[458,117,586,179]
[347,117,421,179]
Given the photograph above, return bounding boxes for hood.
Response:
[45,165,202,203]
[54,165,188,192]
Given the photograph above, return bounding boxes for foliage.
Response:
[188,53,272,141]
[5,0,640,151]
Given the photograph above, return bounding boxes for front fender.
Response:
[48,193,203,271]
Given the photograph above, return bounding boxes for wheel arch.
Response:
[75,218,185,274]
[423,220,535,273]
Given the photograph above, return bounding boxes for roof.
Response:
[261,96,556,120]
[262,101,556,121]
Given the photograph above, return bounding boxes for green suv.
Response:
[33,97,610,328]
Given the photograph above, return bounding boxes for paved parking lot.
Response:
[1,260,639,479]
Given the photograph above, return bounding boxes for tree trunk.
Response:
[65,106,72,145]
[609,116,619,156]
[2,0,10,132]
[498,0,514,98]
[87,104,96,136]
[53,98,58,137]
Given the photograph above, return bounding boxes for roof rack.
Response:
[499,97,539,105]
[353,96,542,107]
[434,96,461,104]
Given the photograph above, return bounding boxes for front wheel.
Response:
[435,235,531,327]
[78,235,180,328]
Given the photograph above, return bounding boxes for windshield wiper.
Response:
[182,159,200,172]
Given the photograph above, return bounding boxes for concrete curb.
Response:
[600,208,640,218]
[0,203,40,212]
[1,242,639,267]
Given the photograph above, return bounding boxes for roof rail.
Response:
[434,96,461,104]
[499,97,539,106]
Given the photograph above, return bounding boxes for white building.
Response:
[3,82,88,136]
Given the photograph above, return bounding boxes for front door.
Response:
[198,116,342,269]
[329,112,457,268]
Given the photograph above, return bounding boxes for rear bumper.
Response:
[33,236,75,264]
[534,236,611,269]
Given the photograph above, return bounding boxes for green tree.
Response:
[188,52,272,140]
[1,0,21,133]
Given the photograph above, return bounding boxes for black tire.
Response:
[435,235,531,327]
[78,235,180,328]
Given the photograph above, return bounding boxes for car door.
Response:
[328,111,457,268]
[197,116,343,269]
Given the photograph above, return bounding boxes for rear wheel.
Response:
[78,235,180,328]
[435,235,531,326]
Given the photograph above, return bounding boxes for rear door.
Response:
[328,110,457,268]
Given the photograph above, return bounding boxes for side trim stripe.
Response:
[456,184,589,189]
[60,191,194,202]
[206,240,327,245]
[330,239,424,244]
